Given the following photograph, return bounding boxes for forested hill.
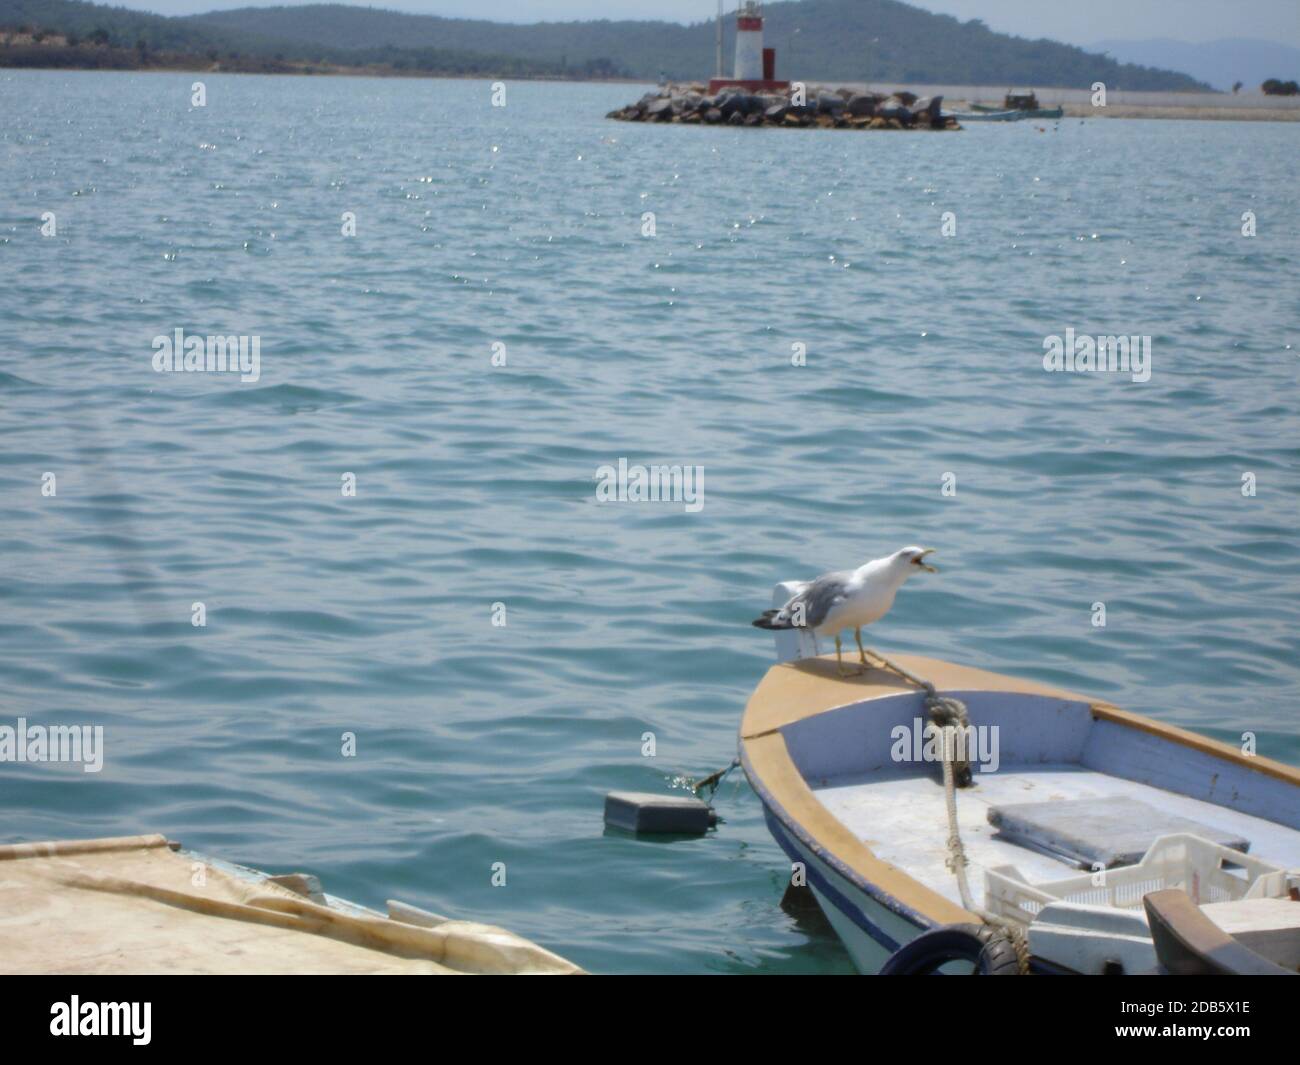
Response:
[189,0,1211,88]
[1,0,1213,89]
[0,0,607,76]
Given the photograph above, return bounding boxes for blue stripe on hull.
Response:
[765,809,920,960]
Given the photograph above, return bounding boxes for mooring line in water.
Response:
[692,757,741,799]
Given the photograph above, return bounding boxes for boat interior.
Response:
[780,689,1300,913]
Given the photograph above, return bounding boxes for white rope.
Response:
[864,650,1031,973]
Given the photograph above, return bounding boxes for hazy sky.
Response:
[122,0,1300,48]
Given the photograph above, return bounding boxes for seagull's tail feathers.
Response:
[751,608,795,630]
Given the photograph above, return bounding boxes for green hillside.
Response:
[1,0,1213,89]
[0,0,600,75]
[189,0,1212,89]
[0,0,282,54]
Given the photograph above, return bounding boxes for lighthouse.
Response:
[734,0,764,81]
[708,2,789,94]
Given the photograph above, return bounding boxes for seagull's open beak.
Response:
[913,549,938,573]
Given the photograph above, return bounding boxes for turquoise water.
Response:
[1,71,1297,975]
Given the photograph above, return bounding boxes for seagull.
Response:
[752,547,937,675]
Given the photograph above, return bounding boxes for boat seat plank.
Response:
[987,796,1251,868]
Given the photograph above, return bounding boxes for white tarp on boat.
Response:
[0,834,582,975]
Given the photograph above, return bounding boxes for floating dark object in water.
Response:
[603,791,718,835]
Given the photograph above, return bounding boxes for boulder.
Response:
[718,92,749,117]
[703,107,723,124]
[646,97,674,120]
[765,103,790,122]
[782,111,802,127]
[817,92,845,114]
[878,97,914,125]
[743,111,763,126]
[846,93,879,117]
[894,90,918,106]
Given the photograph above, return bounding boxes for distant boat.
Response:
[964,90,1063,121]
[742,607,1300,975]
[949,108,1025,122]
[949,107,1063,122]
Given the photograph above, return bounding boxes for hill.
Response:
[0,0,603,76]
[1,0,1214,89]
[188,0,1212,88]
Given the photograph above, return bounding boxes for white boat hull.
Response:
[765,810,923,973]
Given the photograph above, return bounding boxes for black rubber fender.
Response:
[879,923,1021,975]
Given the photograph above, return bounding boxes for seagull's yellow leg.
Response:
[834,635,854,677]
[854,627,868,666]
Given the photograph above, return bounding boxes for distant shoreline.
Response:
[0,41,626,82]
[3,50,1298,121]
[1052,102,1299,121]
[0,60,632,83]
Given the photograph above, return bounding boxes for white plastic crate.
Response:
[985,833,1290,926]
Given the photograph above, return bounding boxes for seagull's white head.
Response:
[893,545,938,576]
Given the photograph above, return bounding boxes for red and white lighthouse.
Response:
[734,1,764,81]
[709,1,788,94]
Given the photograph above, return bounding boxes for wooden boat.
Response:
[948,107,1062,122]
[985,90,1065,120]
[740,633,1300,974]
[947,109,1026,122]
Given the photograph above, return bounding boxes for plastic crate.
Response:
[984,833,1290,926]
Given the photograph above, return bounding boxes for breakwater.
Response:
[608,83,960,130]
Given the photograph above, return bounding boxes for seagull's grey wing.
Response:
[791,571,854,629]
